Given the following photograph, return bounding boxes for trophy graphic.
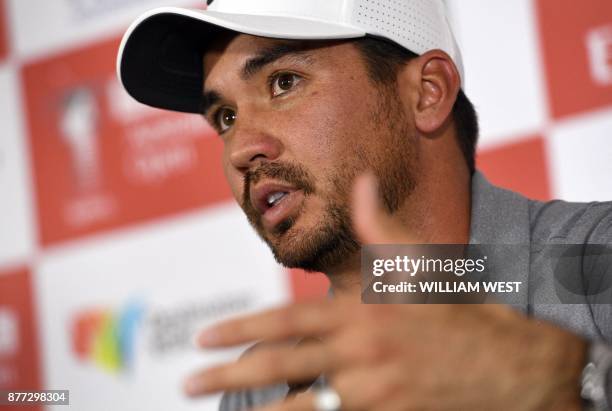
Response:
[59,87,102,191]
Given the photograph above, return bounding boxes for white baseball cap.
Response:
[117,0,464,113]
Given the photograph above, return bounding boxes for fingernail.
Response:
[191,332,201,349]
[184,378,204,396]
[197,329,220,347]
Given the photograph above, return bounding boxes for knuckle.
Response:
[343,334,386,363]
[362,341,386,362]
[273,309,297,335]
[255,350,285,376]
[369,378,398,404]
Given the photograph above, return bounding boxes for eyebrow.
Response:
[241,43,313,80]
[200,42,314,117]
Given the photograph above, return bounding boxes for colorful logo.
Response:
[71,301,144,373]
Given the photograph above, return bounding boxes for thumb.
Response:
[352,173,411,244]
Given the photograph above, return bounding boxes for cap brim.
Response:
[117,7,365,113]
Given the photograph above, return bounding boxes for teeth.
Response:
[267,192,288,207]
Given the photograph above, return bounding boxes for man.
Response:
[117,1,612,410]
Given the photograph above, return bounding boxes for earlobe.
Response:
[412,51,460,135]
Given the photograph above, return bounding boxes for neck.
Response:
[325,155,472,302]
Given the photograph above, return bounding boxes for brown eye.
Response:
[271,73,301,97]
[278,74,294,90]
[216,107,236,133]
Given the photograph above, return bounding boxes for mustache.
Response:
[242,162,316,212]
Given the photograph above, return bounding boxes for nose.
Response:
[228,123,283,173]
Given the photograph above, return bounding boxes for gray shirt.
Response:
[220,171,612,410]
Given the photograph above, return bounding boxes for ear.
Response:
[400,50,461,135]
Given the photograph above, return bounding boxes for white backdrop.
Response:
[0,1,610,410]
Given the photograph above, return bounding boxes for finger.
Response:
[253,370,377,411]
[351,173,413,244]
[197,301,346,348]
[185,342,332,396]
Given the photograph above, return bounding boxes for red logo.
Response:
[536,0,612,119]
[22,36,232,246]
[477,136,552,201]
[0,267,42,404]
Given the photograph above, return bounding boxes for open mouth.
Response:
[266,191,290,208]
[251,183,305,232]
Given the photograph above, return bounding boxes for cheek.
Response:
[221,147,243,203]
[285,88,375,169]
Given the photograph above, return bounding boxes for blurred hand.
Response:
[185,174,586,411]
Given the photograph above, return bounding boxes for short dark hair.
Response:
[353,36,479,174]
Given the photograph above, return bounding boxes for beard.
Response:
[242,160,360,272]
[241,89,418,273]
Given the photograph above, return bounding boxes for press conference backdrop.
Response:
[0,1,610,410]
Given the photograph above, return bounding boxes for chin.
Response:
[266,215,360,273]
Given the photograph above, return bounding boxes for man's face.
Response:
[202,34,419,273]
